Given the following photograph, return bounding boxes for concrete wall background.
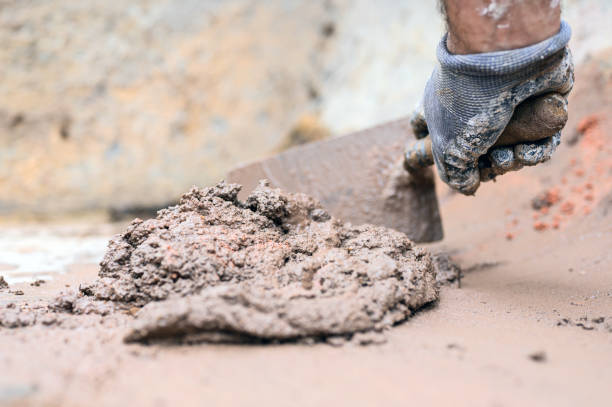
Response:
[0,0,609,216]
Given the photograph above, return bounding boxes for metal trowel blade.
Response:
[227,118,443,243]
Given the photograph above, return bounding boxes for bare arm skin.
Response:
[442,0,561,54]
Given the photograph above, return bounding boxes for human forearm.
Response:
[442,0,561,54]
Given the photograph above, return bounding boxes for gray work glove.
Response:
[415,21,573,195]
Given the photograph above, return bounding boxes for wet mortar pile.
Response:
[1,181,439,345]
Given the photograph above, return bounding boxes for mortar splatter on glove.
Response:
[418,21,573,195]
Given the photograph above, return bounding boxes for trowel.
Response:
[227,93,567,243]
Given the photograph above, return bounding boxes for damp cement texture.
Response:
[84,181,438,343]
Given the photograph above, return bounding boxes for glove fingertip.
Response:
[409,108,429,139]
[514,132,562,166]
[449,166,480,196]
[489,147,515,171]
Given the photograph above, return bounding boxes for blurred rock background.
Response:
[0,0,610,217]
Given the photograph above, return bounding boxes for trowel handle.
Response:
[404,93,568,172]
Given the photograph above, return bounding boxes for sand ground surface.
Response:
[1,52,612,407]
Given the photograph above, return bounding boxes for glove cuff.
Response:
[437,20,571,76]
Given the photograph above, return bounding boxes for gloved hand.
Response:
[414,21,573,195]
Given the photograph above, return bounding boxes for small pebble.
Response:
[528,351,547,363]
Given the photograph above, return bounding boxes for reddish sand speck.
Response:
[560,201,575,215]
[577,114,600,133]
[533,221,548,231]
